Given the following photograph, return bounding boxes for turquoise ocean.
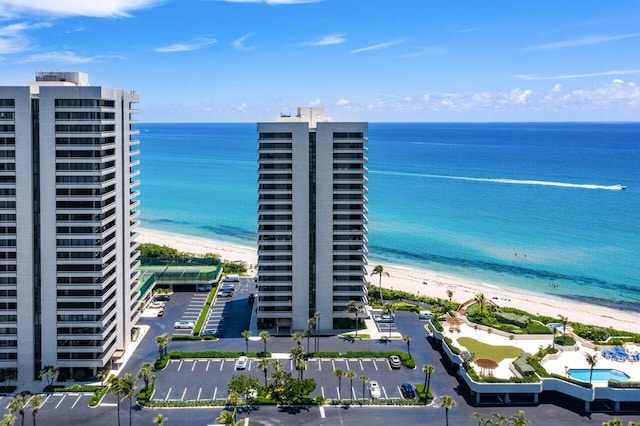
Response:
[138,122,640,311]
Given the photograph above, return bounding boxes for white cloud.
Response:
[232,33,254,51]
[0,37,29,54]
[155,38,217,53]
[525,33,640,51]
[552,84,562,93]
[511,88,533,104]
[397,47,445,58]
[0,21,51,54]
[403,97,412,102]
[218,0,321,4]
[336,99,349,106]
[0,0,163,18]
[305,33,346,46]
[308,99,322,106]
[0,22,51,36]
[350,39,406,54]
[612,79,624,84]
[19,50,102,64]
[423,94,430,101]
[518,69,640,81]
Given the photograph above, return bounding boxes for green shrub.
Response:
[392,302,420,313]
[496,311,530,328]
[155,354,169,370]
[193,288,217,335]
[443,337,461,355]
[430,317,444,332]
[608,380,640,389]
[554,336,576,346]
[136,384,155,402]
[171,335,202,341]
[89,386,109,407]
[526,322,552,334]
[45,384,101,393]
[415,383,433,401]
[512,353,535,377]
[550,373,592,388]
[311,351,341,358]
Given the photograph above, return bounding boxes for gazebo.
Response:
[475,358,499,376]
[445,316,464,333]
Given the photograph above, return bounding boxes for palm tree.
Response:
[108,375,124,426]
[491,413,508,425]
[404,335,412,357]
[585,352,599,383]
[97,369,110,388]
[439,395,456,426]
[291,331,304,348]
[346,371,356,400]
[289,346,305,379]
[259,331,270,356]
[345,301,364,336]
[359,375,368,400]
[27,395,42,426]
[303,329,312,353]
[137,362,154,392]
[371,265,389,303]
[153,413,167,425]
[313,311,322,352]
[422,364,435,399]
[8,394,27,426]
[307,316,317,353]
[256,358,270,386]
[552,326,558,350]
[155,333,169,358]
[601,419,622,426]
[0,414,16,426]
[474,293,486,313]
[381,303,395,337]
[241,330,252,354]
[558,314,569,342]
[446,289,454,302]
[119,373,137,426]
[226,393,241,421]
[215,409,242,426]
[508,410,530,426]
[334,368,345,400]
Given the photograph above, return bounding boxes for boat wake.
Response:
[374,171,626,191]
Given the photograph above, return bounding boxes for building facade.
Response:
[0,72,141,382]
[257,107,368,334]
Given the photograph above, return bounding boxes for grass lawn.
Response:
[456,337,522,362]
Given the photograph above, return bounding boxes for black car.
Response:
[154,294,170,302]
[400,383,416,399]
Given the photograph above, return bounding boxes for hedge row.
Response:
[193,288,217,335]
[513,353,536,377]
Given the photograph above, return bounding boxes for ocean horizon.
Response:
[138,122,640,312]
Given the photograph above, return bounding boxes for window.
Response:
[55,99,115,108]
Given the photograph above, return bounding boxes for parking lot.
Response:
[200,278,254,338]
[152,355,421,402]
[0,392,94,413]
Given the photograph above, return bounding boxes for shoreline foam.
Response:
[138,227,640,335]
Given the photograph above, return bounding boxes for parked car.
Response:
[197,284,213,292]
[235,356,248,370]
[154,294,170,302]
[388,355,402,369]
[221,282,235,290]
[418,310,433,320]
[248,293,255,304]
[157,309,164,317]
[374,314,395,323]
[174,320,195,329]
[219,289,234,298]
[400,383,416,399]
[200,329,220,337]
[369,380,381,399]
[150,301,165,309]
[223,274,240,282]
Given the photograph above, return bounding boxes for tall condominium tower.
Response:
[257,107,368,334]
[0,72,140,382]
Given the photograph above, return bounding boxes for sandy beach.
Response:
[138,227,640,335]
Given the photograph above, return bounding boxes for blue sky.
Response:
[0,0,639,122]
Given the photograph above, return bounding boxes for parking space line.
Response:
[41,394,52,408]
[397,386,403,399]
[359,360,363,370]
[55,395,66,409]
[345,360,350,371]
[181,388,187,401]
[197,388,202,401]
[213,388,218,400]
[336,387,341,400]
[220,360,224,371]
[71,394,83,409]
[331,359,335,371]
[319,405,326,419]
[382,387,389,399]
[177,360,184,371]
[373,360,378,371]
[206,360,210,371]
[192,361,197,372]
[321,387,325,400]
[247,359,252,371]
[165,388,172,401]
[318,360,321,371]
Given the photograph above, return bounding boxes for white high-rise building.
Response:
[0,72,141,382]
[257,107,368,334]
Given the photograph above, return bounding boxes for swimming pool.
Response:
[567,368,630,382]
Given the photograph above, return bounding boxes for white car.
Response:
[418,310,433,320]
[150,301,165,309]
[235,356,248,370]
[369,380,381,399]
[174,320,195,329]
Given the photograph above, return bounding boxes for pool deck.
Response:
[446,323,640,385]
